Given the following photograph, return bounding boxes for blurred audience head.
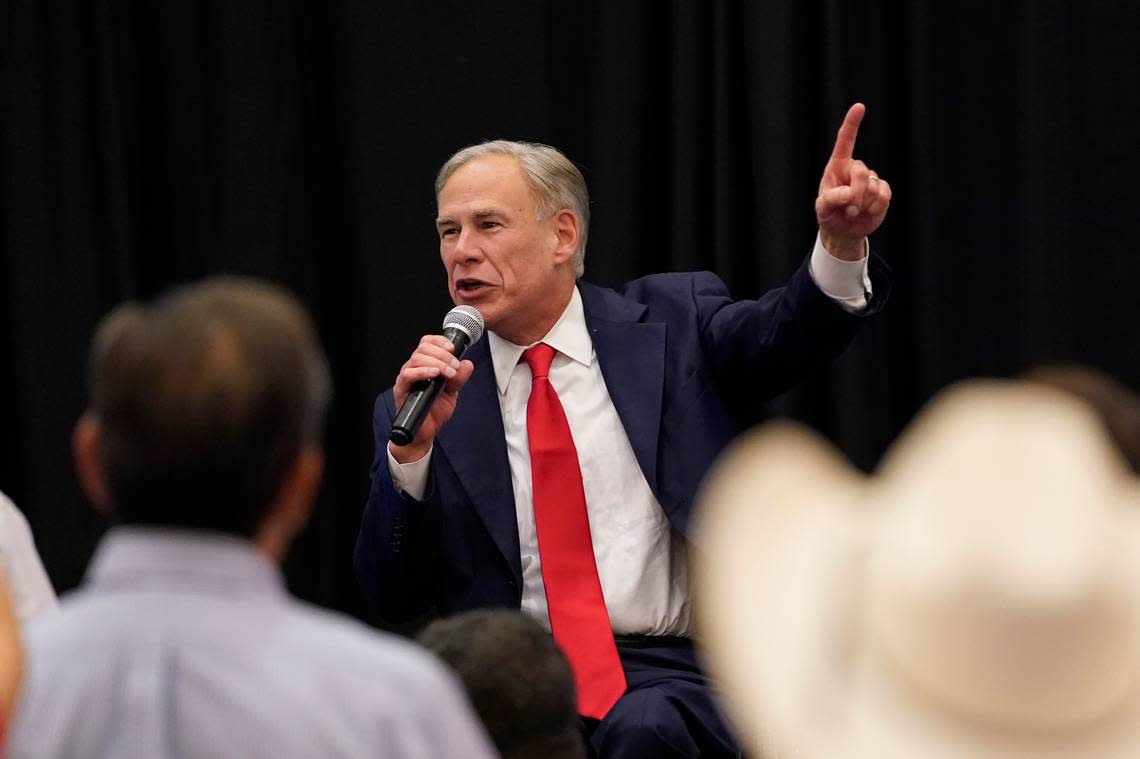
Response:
[694,379,1140,759]
[418,609,585,759]
[73,277,331,557]
[1023,364,1140,473]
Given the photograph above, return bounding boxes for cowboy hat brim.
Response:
[692,382,1140,759]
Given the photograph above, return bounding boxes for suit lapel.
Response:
[578,282,666,496]
[432,282,665,583]
[436,338,523,584]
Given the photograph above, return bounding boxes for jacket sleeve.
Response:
[353,392,442,623]
[696,251,891,404]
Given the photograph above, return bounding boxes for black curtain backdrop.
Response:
[3,1,1137,622]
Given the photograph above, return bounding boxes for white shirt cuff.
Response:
[809,233,872,313]
[386,444,432,501]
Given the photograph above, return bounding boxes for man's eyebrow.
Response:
[436,209,505,227]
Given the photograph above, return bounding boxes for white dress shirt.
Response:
[389,237,870,636]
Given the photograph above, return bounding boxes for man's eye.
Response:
[440,228,458,238]
[481,220,500,229]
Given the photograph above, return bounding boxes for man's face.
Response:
[436,154,573,344]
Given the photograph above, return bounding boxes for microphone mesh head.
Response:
[442,305,485,343]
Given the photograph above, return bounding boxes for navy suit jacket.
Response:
[355,254,890,623]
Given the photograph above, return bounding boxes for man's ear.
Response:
[254,445,324,562]
[73,414,112,513]
[551,209,580,266]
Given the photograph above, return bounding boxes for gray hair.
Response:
[435,140,589,278]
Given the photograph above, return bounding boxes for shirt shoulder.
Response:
[252,604,496,755]
[281,600,455,687]
[0,493,57,622]
[15,591,495,758]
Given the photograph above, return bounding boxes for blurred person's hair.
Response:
[86,277,331,536]
[1023,364,1140,473]
[418,610,585,759]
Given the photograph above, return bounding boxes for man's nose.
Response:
[452,228,483,262]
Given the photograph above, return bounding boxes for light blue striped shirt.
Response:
[9,528,497,759]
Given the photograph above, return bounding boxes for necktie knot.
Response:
[523,343,555,379]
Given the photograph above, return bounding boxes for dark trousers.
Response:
[582,637,740,758]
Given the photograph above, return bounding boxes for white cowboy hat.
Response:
[692,379,1140,759]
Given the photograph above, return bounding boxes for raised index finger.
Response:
[830,102,866,161]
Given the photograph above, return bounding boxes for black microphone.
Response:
[390,305,485,446]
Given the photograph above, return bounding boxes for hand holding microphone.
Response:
[389,306,485,459]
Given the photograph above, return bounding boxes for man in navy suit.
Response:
[357,104,892,757]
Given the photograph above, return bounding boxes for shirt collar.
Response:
[487,285,593,396]
[86,526,287,598]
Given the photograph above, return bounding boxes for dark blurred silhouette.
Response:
[419,609,587,759]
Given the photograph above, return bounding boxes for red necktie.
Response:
[524,343,627,719]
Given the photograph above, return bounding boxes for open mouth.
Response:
[455,278,490,297]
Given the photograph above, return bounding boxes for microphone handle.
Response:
[389,327,471,446]
[389,378,445,446]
